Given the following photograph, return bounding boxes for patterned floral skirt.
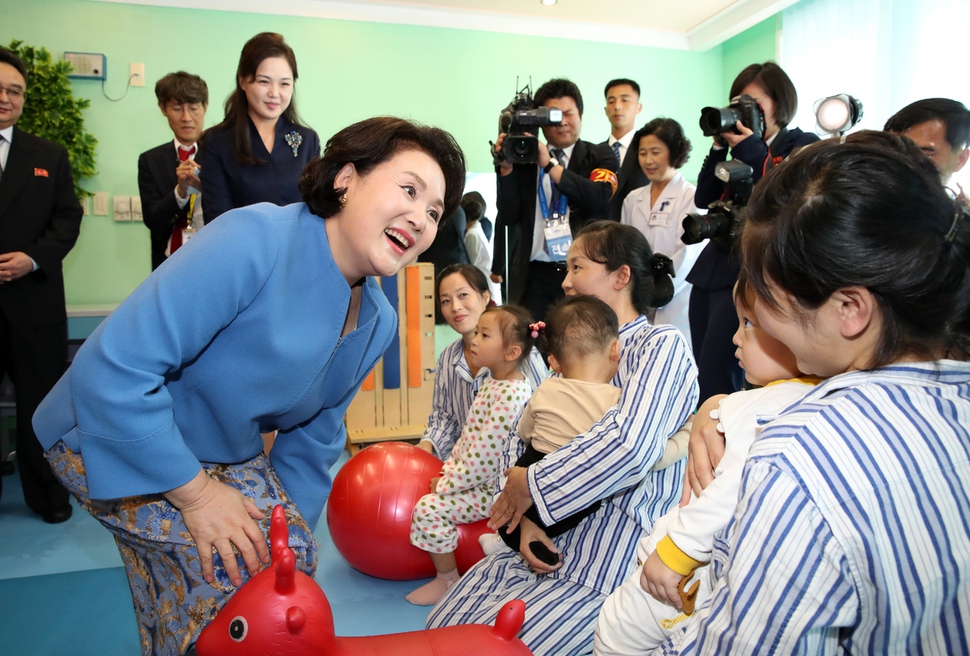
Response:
[45,441,318,656]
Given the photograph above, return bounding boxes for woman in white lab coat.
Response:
[621,118,705,345]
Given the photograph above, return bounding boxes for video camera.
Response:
[496,85,563,166]
[681,160,753,251]
[699,94,765,140]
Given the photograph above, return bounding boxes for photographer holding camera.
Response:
[490,78,618,323]
[687,62,818,401]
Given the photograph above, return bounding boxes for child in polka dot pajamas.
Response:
[407,305,539,605]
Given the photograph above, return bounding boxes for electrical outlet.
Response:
[93,191,108,215]
[130,62,145,87]
[113,195,131,222]
[130,196,143,221]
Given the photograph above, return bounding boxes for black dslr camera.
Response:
[496,85,563,165]
[681,160,753,251]
[699,94,765,140]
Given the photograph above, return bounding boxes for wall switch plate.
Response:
[113,195,131,222]
[64,52,107,80]
[130,196,143,221]
[130,62,145,87]
[93,191,108,215]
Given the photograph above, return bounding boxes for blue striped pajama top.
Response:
[660,360,970,655]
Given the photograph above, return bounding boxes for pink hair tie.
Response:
[529,321,546,339]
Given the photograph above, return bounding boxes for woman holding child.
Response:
[428,221,699,655]
[661,131,970,652]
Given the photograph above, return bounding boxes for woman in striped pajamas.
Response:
[427,221,699,655]
[417,264,547,460]
[662,131,970,654]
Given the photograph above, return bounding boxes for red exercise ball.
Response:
[327,441,491,580]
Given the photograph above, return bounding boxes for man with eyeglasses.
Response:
[138,71,208,270]
[0,48,82,522]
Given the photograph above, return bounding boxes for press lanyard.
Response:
[538,169,568,223]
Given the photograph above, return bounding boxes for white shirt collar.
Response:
[172,138,197,154]
[0,125,14,143]
[609,129,636,149]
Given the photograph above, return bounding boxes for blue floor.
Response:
[0,453,435,656]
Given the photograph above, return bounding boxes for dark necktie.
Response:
[612,141,622,165]
[551,148,566,169]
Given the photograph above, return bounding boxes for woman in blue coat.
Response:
[33,117,466,656]
[199,32,321,222]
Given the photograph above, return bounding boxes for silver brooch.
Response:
[284,131,303,158]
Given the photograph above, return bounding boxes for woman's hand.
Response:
[722,121,755,148]
[487,466,533,532]
[518,517,562,574]
[683,395,728,502]
[165,469,269,586]
[640,550,684,611]
[429,476,441,494]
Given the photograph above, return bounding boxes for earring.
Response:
[339,194,348,209]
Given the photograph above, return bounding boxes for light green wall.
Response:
[4,0,775,307]
[721,15,779,96]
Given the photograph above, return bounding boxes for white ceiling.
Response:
[96,0,801,50]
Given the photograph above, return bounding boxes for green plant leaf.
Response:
[7,40,98,198]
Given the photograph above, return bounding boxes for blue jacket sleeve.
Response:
[48,211,280,500]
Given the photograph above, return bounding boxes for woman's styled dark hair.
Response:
[574,221,675,315]
[730,62,798,129]
[217,32,305,166]
[742,129,970,366]
[482,304,536,368]
[634,118,692,169]
[436,263,490,302]
[300,116,466,220]
[543,295,619,364]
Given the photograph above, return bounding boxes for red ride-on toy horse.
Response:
[195,505,533,656]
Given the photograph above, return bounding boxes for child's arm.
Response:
[516,399,536,445]
[640,548,695,611]
[650,417,693,471]
[663,385,808,566]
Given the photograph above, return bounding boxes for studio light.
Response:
[814,94,864,135]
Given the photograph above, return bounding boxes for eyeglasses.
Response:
[166,103,204,116]
[0,85,24,101]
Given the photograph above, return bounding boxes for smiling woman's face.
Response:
[241,56,293,124]
[327,148,444,283]
[438,273,490,337]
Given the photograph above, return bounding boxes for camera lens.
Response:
[699,106,744,137]
[503,135,539,164]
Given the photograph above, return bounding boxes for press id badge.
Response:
[648,212,669,227]
[544,218,572,261]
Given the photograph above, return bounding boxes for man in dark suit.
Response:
[490,78,618,322]
[603,78,647,221]
[138,71,208,270]
[0,49,81,521]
